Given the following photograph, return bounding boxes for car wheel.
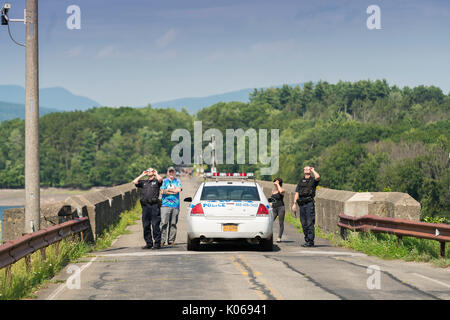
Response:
[187,236,200,251]
[259,236,273,251]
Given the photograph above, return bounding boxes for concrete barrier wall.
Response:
[2,182,139,243]
[2,202,74,242]
[2,178,421,242]
[257,180,421,233]
[2,208,24,243]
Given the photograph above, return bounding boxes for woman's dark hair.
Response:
[273,177,283,186]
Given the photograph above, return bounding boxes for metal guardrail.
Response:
[338,213,449,257]
[0,217,90,273]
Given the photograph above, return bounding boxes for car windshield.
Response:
[200,185,260,201]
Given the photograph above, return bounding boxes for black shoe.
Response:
[153,244,161,249]
[142,244,153,249]
[301,243,314,247]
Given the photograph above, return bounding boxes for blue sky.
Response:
[0,0,449,106]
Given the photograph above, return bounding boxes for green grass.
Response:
[93,203,141,251]
[285,211,450,268]
[0,202,142,300]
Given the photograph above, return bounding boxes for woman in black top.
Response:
[271,177,285,243]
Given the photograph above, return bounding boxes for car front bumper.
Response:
[187,216,273,240]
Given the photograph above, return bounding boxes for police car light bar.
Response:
[203,172,254,179]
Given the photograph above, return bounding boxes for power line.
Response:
[7,21,25,47]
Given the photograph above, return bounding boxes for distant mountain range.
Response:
[0,85,102,122]
[150,88,255,113]
[0,85,101,110]
[150,82,305,113]
[0,101,60,121]
[0,82,306,122]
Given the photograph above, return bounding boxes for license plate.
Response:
[223,224,238,232]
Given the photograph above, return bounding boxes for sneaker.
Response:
[301,243,314,247]
[276,238,281,243]
[142,244,153,249]
[168,241,177,245]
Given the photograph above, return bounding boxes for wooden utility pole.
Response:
[24,0,40,233]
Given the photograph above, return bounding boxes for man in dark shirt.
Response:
[291,166,320,247]
[133,168,163,249]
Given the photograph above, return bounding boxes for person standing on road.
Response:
[160,166,182,246]
[133,168,163,249]
[271,178,285,243]
[291,166,320,247]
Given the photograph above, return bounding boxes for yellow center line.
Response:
[229,255,265,300]
[229,255,248,276]
[237,254,284,300]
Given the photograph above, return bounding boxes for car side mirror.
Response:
[184,197,192,202]
[268,197,275,203]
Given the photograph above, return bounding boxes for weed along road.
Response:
[36,177,450,300]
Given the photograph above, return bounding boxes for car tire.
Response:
[259,236,273,251]
[187,236,200,251]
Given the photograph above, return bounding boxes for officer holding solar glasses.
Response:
[291,166,320,247]
[133,168,163,249]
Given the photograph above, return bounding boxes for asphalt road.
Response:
[36,177,450,300]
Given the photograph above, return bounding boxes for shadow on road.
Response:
[193,240,282,252]
[98,246,129,252]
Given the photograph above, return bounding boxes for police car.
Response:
[184,172,274,251]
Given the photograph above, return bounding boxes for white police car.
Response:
[184,173,274,251]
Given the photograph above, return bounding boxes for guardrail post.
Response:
[396,235,403,247]
[340,226,348,240]
[40,248,46,261]
[5,265,12,288]
[25,255,32,273]
[440,242,446,258]
[54,242,59,256]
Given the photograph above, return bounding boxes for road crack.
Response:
[264,255,346,300]
[333,257,441,300]
[230,255,277,300]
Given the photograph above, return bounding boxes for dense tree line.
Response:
[197,80,449,220]
[0,106,192,189]
[0,80,448,220]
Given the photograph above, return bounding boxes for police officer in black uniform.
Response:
[291,166,320,247]
[133,168,163,249]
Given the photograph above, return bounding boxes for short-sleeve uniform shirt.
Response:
[136,178,162,202]
[295,176,320,198]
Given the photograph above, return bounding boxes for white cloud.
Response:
[156,29,177,49]
[205,39,301,63]
[65,46,83,57]
[96,45,120,58]
[141,49,177,60]
[250,39,298,55]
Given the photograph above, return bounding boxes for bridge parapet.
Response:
[2,201,74,243]
[2,183,139,243]
[256,180,421,233]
